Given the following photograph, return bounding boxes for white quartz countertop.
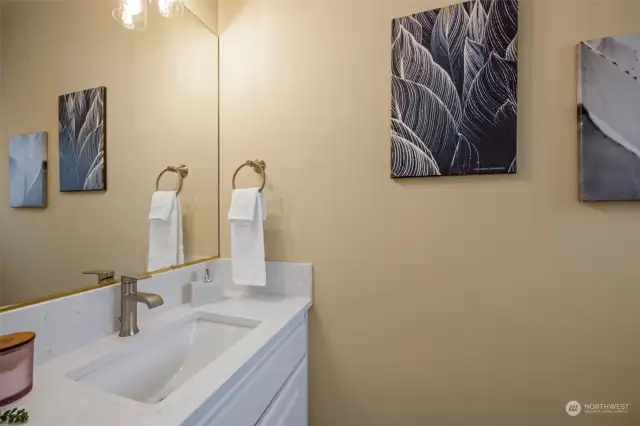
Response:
[9,295,311,426]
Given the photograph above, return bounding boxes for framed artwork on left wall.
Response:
[9,132,48,208]
[58,86,106,192]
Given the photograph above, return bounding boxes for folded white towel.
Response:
[229,189,257,221]
[149,191,175,220]
[148,191,184,271]
[228,188,266,286]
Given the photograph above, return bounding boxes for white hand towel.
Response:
[148,191,184,271]
[228,188,267,286]
[149,191,175,220]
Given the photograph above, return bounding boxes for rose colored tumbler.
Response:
[0,332,35,406]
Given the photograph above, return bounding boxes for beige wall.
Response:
[0,9,2,302]
[186,0,219,34]
[0,1,219,305]
[219,0,640,425]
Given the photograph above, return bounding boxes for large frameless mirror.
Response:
[0,0,219,309]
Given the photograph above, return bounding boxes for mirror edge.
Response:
[0,256,221,314]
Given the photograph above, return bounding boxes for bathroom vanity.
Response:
[0,260,312,426]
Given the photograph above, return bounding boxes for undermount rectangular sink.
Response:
[67,313,261,404]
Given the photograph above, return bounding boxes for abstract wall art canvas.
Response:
[579,36,640,201]
[59,86,106,192]
[9,132,48,208]
[391,0,519,178]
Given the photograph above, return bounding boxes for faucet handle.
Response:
[121,273,152,283]
[83,269,115,283]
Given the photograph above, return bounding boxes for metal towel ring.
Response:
[156,165,189,195]
[232,159,266,192]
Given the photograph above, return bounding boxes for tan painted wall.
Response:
[186,0,219,34]
[0,9,2,302]
[0,1,219,305]
[219,0,640,424]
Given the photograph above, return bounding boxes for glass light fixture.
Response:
[156,0,184,19]
[112,0,147,30]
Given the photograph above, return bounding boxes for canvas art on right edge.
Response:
[9,132,47,208]
[579,36,640,201]
[391,0,519,178]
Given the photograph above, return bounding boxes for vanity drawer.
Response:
[255,357,308,426]
[195,316,307,426]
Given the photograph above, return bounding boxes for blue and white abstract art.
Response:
[579,36,640,201]
[9,132,48,208]
[59,86,106,192]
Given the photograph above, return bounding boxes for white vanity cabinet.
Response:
[188,314,309,426]
[256,358,308,426]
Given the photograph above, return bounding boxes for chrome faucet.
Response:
[119,273,164,337]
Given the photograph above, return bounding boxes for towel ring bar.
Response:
[156,165,189,195]
[232,159,266,192]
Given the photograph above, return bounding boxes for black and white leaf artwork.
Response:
[391,0,518,178]
[59,86,106,191]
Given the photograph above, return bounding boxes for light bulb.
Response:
[127,0,143,15]
[112,0,147,30]
[156,0,183,19]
